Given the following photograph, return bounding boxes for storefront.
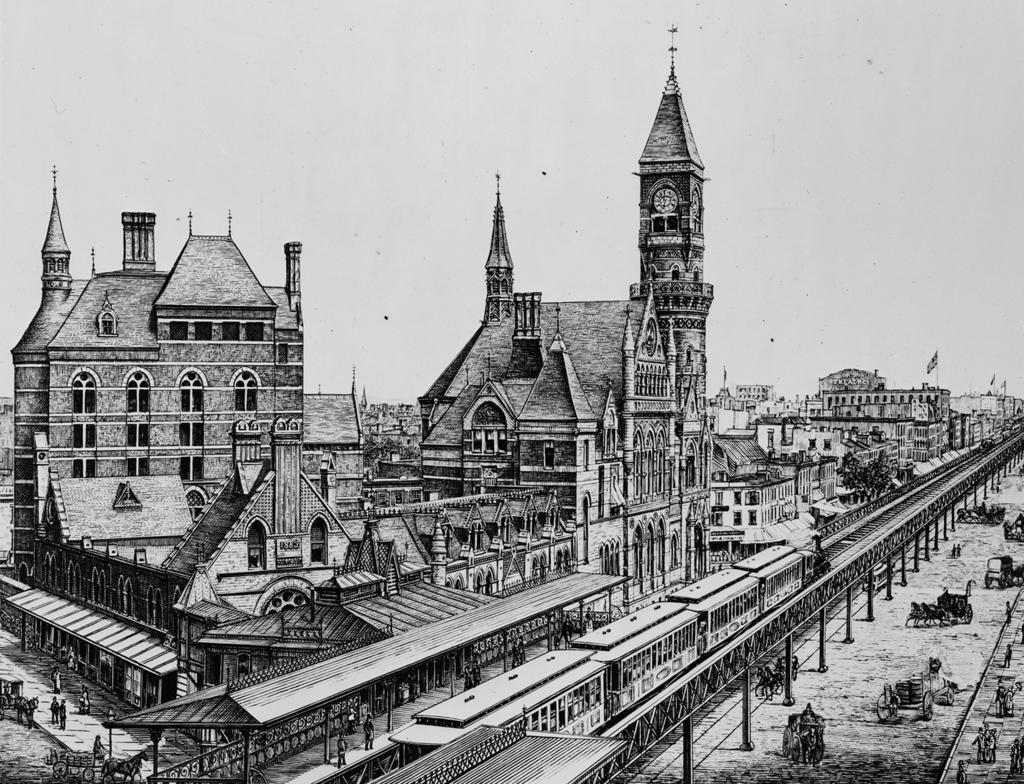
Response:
[4,588,177,708]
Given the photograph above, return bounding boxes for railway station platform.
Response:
[109,571,625,783]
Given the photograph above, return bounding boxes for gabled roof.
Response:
[304,393,361,445]
[49,272,166,350]
[155,235,276,309]
[520,332,596,422]
[42,188,70,255]
[57,475,192,543]
[640,71,703,168]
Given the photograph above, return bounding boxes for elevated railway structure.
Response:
[600,429,1024,784]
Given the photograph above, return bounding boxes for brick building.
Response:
[11,187,305,580]
[419,59,715,604]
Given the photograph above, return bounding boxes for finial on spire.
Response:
[555,303,561,335]
[668,25,678,77]
[351,363,357,395]
[51,165,58,193]
[227,209,232,238]
[495,170,501,197]
[91,247,96,278]
[187,210,193,236]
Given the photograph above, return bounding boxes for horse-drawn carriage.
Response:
[906,581,974,626]
[876,659,956,721]
[782,704,825,764]
[45,749,147,784]
[958,503,1006,525]
[0,677,23,720]
[985,557,1024,589]
[1006,514,1024,542]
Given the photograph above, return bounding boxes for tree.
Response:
[363,435,419,476]
[839,453,897,500]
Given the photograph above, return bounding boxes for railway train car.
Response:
[732,546,808,612]
[390,650,606,753]
[573,603,700,715]
[665,568,761,648]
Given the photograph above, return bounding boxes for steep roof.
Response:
[42,188,70,255]
[304,393,361,445]
[264,287,302,332]
[485,192,513,270]
[13,281,87,353]
[640,71,703,168]
[714,436,769,472]
[519,332,595,422]
[49,271,165,349]
[58,475,192,542]
[155,235,276,309]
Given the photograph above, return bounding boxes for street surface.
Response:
[624,477,1024,784]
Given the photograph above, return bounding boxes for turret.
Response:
[484,175,514,323]
[41,177,72,298]
[430,516,448,586]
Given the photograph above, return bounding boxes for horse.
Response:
[101,750,148,783]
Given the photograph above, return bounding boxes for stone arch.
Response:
[254,576,315,615]
[174,366,210,387]
[229,366,264,387]
[119,366,155,387]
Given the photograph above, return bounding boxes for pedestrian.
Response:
[996,685,1006,717]
[956,759,969,784]
[93,734,107,763]
[1008,601,1014,627]
[50,696,59,725]
[59,645,67,665]
[973,725,987,764]
[464,669,473,692]
[50,666,57,692]
[337,733,347,768]
[347,708,356,735]
[1005,685,1016,718]
[67,649,76,673]
[363,716,374,751]
[1006,644,1014,669]
[1011,737,1021,774]
[58,699,67,731]
[792,654,800,682]
[986,725,999,763]
[79,687,91,716]
[584,609,594,632]
[53,669,61,694]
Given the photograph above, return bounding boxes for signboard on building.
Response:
[276,537,303,567]
[708,528,745,542]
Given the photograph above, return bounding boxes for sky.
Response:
[2,1,1023,403]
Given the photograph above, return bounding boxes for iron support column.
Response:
[934,516,940,550]
[150,730,161,776]
[943,510,948,541]
[241,729,251,784]
[866,569,875,622]
[324,711,331,763]
[923,524,930,561]
[740,667,754,751]
[900,546,907,586]
[783,634,795,706]
[843,586,855,644]
[885,559,893,600]
[913,533,920,572]
[682,716,694,784]
[502,630,509,673]
[817,607,828,672]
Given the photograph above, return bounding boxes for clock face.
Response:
[653,188,678,214]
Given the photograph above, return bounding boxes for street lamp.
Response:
[107,707,115,759]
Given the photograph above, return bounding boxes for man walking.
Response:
[58,699,67,731]
[337,733,347,768]
[363,716,375,751]
[1005,644,1014,669]
[50,696,59,725]
[347,708,356,735]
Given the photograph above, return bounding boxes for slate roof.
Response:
[343,582,493,635]
[264,287,301,331]
[714,436,769,472]
[58,475,192,542]
[486,193,513,270]
[13,280,87,353]
[155,235,277,309]
[640,72,703,168]
[42,189,70,255]
[303,393,361,445]
[49,272,165,349]
[423,300,638,446]
[519,333,595,421]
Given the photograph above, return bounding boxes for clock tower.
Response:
[632,54,713,403]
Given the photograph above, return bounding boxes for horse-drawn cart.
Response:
[958,503,1006,525]
[782,704,825,764]
[45,749,147,784]
[876,663,956,721]
[0,677,23,720]
[1006,514,1024,542]
[906,582,974,626]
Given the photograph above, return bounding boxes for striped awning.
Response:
[5,588,177,675]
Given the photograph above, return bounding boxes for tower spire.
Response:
[41,169,72,295]
[42,169,70,256]
[669,25,678,80]
[484,175,514,323]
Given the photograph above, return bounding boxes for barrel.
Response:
[896,680,923,704]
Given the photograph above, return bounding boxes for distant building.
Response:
[366,459,423,506]
[302,393,364,512]
[734,384,775,404]
[819,368,886,394]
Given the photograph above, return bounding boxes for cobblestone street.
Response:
[625,478,1024,783]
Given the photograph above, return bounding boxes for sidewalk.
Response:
[0,628,194,768]
[941,589,1024,783]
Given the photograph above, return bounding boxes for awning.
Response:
[811,501,846,517]
[743,517,817,547]
[610,482,626,508]
[5,588,176,675]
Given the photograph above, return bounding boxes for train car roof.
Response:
[592,609,700,664]
[731,545,796,573]
[669,572,760,611]
[744,551,804,579]
[572,602,687,651]
[413,650,593,727]
[666,568,749,604]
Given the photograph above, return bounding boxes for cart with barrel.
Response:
[876,664,956,721]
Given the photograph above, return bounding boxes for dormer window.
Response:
[97,292,117,336]
[470,403,508,454]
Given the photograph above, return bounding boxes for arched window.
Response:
[146,586,157,625]
[582,496,590,563]
[310,518,327,565]
[234,371,258,412]
[96,571,106,606]
[485,569,495,595]
[247,522,267,569]
[685,443,697,488]
[691,189,703,234]
[671,533,679,568]
[72,373,96,414]
[646,524,656,579]
[658,521,667,573]
[471,403,508,454]
[633,528,643,580]
[126,372,150,413]
[474,571,486,594]
[671,265,680,281]
[98,312,117,336]
[643,432,654,496]
[633,432,644,498]
[18,563,28,583]
[685,347,693,366]
[185,489,206,522]
[122,578,134,617]
[180,371,204,412]
[264,589,307,614]
[604,412,617,455]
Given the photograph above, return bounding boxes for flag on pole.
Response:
[926,351,938,374]
[991,373,997,388]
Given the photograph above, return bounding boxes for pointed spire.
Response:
[622,307,634,353]
[640,29,703,169]
[42,167,70,256]
[486,173,513,270]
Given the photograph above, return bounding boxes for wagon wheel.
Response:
[82,767,96,783]
[945,688,956,707]
[53,761,68,780]
[782,726,792,755]
[249,771,268,784]
[875,694,891,721]
[922,691,934,721]
[966,605,974,623]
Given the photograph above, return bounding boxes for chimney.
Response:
[284,242,302,312]
[507,292,544,377]
[271,417,303,533]
[232,420,263,464]
[319,451,337,509]
[122,212,156,271]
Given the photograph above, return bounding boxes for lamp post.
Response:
[107,708,115,759]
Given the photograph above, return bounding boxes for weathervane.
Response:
[51,165,58,192]
[495,170,501,197]
[187,210,193,236]
[669,25,678,76]
[227,209,232,237]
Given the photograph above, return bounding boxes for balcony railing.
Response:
[629,281,715,299]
